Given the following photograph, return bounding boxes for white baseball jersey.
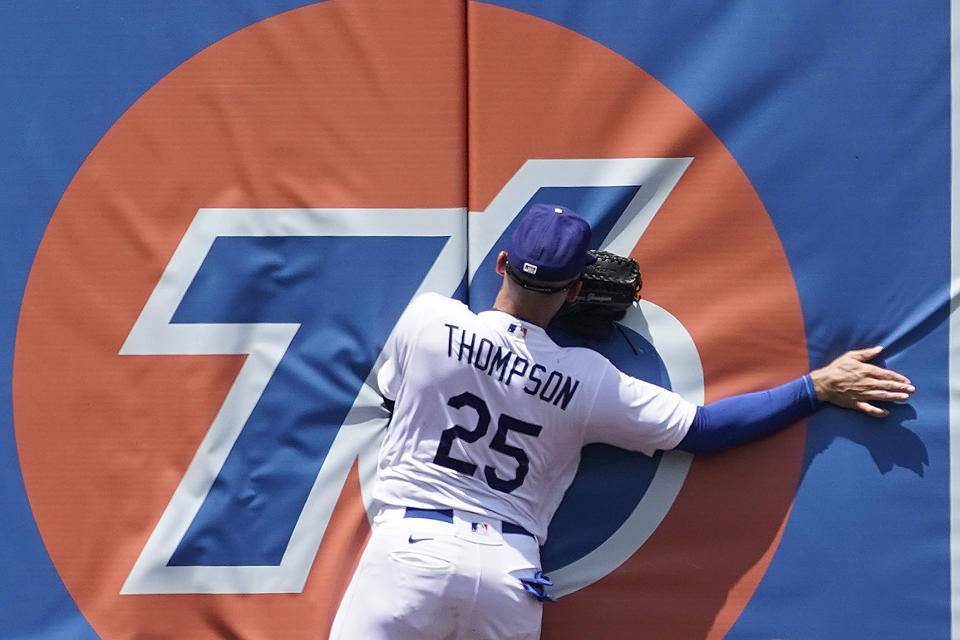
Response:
[373,292,696,543]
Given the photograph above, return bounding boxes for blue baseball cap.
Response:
[506,203,595,282]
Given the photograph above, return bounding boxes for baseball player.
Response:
[328,203,914,640]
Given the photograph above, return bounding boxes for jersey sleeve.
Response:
[585,362,697,456]
[675,376,818,454]
[377,355,401,402]
[376,292,437,401]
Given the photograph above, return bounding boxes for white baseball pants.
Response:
[329,506,544,640]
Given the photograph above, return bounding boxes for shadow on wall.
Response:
[802,288,947,480]
[804,402,926,478]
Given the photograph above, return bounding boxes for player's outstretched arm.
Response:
[674,346,914,454]
[808,345,914,417]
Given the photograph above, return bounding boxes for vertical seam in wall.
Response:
[464,0,473,308]
[950,0,959,636]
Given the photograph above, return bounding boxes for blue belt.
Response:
[404,507,534,538]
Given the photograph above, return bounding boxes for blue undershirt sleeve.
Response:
[675,375,820,454]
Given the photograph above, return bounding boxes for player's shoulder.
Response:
[409,291,467,314]
[402,292,473,327]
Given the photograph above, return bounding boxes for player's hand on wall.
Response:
[809,346,914,417]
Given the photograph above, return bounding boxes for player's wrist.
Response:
[808,368,831,404]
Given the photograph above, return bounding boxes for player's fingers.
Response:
[855,401,889,418]
[847,346,884,362]
[857,389,912,402]
[877,379,915,394]
[859,362,912,385]
[857,377,914,393]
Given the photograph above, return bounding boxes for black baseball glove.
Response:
[550,249,642,340]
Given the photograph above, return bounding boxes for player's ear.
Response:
[565,280,582,302]
[495,251,509,276]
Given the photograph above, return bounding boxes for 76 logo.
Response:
[119,158,702,597]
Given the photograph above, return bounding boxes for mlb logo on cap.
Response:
[507,203,595,282]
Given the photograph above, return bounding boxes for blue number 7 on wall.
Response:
[119,208,464,594]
